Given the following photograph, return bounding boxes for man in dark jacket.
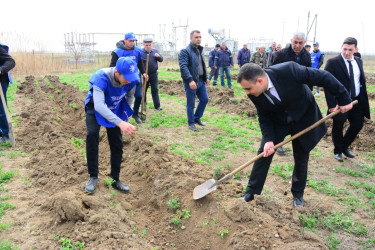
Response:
[142,38,163,110]
[237,62,352,207]
[208,44,220,86]
[270,32,312,155]
[0,42,16,143]
[214,43,234,88]
[237,44,251,68]
[324,37,370,162]
[178,30,210,131]
[110,32,148,124]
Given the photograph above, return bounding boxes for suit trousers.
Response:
[85,102,123,181]
[246,128,310,199]
[145,72,161,109]
[332,102,364,154]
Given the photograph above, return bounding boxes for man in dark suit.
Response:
[270,32,312,155]
[324,37,370,162]
[237,62,352,207]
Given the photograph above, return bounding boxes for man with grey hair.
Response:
[269,32,312,155]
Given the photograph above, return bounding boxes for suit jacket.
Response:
[249,62,352,152]
[324,55,370,121]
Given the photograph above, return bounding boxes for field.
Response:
[1,56,375,249]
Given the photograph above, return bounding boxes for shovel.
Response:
[139,54,149,121]
[193,100,358,200]
[0,86,15,147]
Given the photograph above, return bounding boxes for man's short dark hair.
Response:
[237,63,266,83]
[190,30,200,37]
[343,37,357,47]
[305,44,311,48]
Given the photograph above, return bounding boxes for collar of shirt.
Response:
[264,74,281,103]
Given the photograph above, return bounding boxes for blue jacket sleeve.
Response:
[179,49,193,83]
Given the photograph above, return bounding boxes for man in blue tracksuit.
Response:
[178,30,210,132]
[110,32,148,124]
[214,43,234,88]
[310,42,325,96]
[0,42,16,143]
[208,44,220,86]
[84,57,138,194]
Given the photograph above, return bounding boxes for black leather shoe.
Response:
[241,193,254,202]
[155,107,163,110]
[188,124,197,131]
[276,146,286,155]
[85,177,98,194]
[334,153,344,162]
[195,120,206,126]
[343,149,355,158]
[133,115,142,124]
[0,136,10,144]
[112,180,130,193]
[293,197,304,208]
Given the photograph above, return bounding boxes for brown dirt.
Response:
[1,74,374,249]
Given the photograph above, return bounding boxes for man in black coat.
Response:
[237,62,352,207]
[324,37,370,162]
[270,32,312,155]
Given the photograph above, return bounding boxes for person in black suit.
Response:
[237,62,352,207]
[324,37,370,162]
[270,32,312,155]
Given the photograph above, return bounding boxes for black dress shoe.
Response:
[85,177,98,194]
[155,107,163,110]
[343,149,355,158]
[112,180,130,193]
[241,193,254,202]
[276,146,286,155]
[133,115,142,124]
[188,124,197,131]
[293,197,304,208]
[195,120,206,126]
[334,153,344,162]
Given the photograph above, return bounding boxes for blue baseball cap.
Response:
[125,32,137,41]
[116,57,139,82]
[313,42,319,46]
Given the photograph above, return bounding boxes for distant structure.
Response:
[208,28,238,52]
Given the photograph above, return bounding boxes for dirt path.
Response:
[0,74,374,249]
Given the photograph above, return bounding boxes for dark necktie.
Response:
[347,60,356,98]
[265,89,282,105]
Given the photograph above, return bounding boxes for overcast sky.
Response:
[2,0,374,54]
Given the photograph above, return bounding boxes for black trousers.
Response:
[332,103,364,154]
[145,72,161,109]
[85,102,123,181]
[246,127,310,199]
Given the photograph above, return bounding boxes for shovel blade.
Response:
[193,179,217,200]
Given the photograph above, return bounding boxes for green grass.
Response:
[0,239,18,249]
[147,111,187,128]
[335,167,368,178]
[308,179,348,197]
[270,163,294,179]
[59,72,92,91]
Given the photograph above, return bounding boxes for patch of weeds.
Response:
[299,210,322,232]
[0,222,11,232]
[132,227,138,232]
[0,194,11,200]
[130,210,135,217]
[0,152,5,157]
[231,99,239,104]
[270,163,294,179]
[218,229,229,239]
[69,103,78,110]
[335,167,368,178]
[147,112,187,128]
[109,201,119,208]
[323,211,368,236]
[212,165,224,180]
[194,148,226,165]
[0,167,17,183]
[358,238,375,249]
[0,201,16,217]
[170,215,182,228]
[140,229,147,238]
[178,208,191,219]
[0,239,17,249]
[202,220,209,227]
[167,197,180,211]
[60,237,85,250]
[312,147,323,157]
[170,143,192,159]
[171,243,176,248]
[104,177,117,196]
[71,137,86,159]
[233,172,242,180]
[328,233,342,250]
[212,218,218,226]
[360,163,375,176]
[308,179,348,196]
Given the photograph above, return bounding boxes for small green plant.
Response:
[231,99,239,104]
[299,210,321,232]
[109,201,118,208]
[212,165,224,180]
[212,218,218,226]
[132,227,138,232]
[104,177,117,196]
[0,239,17,249]
[171,215,182,228]
[166,190,172,195]
[167,197,180,211]
[60,237,85,250]
[233,172,242,180]
[218,229,229,239]
[178,208,191,219]
[69,103,78,110]
[328,233,342,250]
[130,210,135,217]
[0,221,11,232]
[202,220,209,227]
[171,243,176,248]
[140,229,147,237]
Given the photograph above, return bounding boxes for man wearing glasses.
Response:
[269,32,312,155]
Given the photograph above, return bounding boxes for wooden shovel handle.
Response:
[217,100,358,184]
